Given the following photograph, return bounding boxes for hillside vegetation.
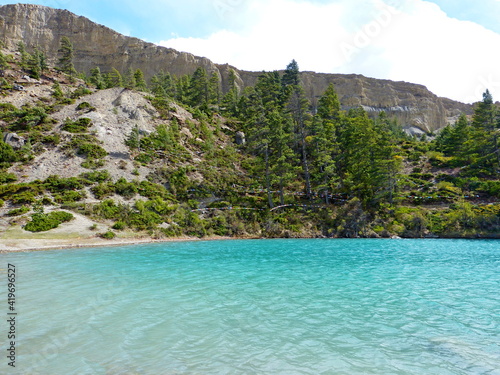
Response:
[0,42,499,241]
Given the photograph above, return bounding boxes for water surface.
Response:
[1,239,499,374]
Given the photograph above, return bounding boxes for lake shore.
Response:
[0,235,249,252]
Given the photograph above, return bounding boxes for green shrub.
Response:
[76,101,96,111]
[112,221,126,230]
[99,230,116,239]
[44,175,84,192]
[71,86,92,99]
[7,206,30,216]
[77,143,107,159]
[10,191,37,205]
[41,134,61,146]
[53,190,86,203]
[114,178,138,199]
[60,136,104,163]
[61,117,92,133]
[0,141,18,164]
[0,171,17,183]
[92,199,125,219]
[80,170,110,182]
[91,183,116,199]
[81,159,105,169]
[24,211,73,232]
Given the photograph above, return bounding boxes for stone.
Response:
[235,131,246,145]
[3,132,25,149]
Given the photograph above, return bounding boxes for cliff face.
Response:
[0,3,472,132]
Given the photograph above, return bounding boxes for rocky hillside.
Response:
[0,3,472,133]
[0,41,498,243]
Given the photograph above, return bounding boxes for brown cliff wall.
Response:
[0,3,472,132]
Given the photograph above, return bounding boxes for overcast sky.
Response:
[2,0,499,103]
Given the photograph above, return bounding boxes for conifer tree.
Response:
[175,75,191,104]
[57,36,77,76]
[189,67,209,108]
[124,68,136,89]
[134,69,147,91]
[282,59,300,87]
[0,51,8,70]
[150,71,175,97]
[105,68,123,88]
[208,72,221,107]
[221,69,239,117]
[89,67,105,89]
[150,74,166,97]
[27,49,41,79]
[37,48,48,75]
[287,82,313,198]
[268,109,296,205]
[466,90,500,175]
[311,85,342,202]
[318,83,341,121]
[17,41,30,70]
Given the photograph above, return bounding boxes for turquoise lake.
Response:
[1,239,499,375]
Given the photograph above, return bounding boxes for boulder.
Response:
[3,132,25,149]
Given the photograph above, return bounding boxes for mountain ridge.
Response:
[0,3,472,132]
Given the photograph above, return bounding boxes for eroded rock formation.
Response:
[0,3,472,132]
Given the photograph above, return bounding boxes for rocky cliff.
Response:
[0,3,472,132]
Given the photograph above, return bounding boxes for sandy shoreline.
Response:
[0,235,245,252]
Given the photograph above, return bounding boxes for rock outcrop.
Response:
[0,3,472,132]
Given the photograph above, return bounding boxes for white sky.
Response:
[158,0,500,103]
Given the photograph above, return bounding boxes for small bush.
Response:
[80,170,110,182]
[0,171,17,183]
[112,221,126,230]
[71,86,92,99]
[53,190,86,204]
[99,230,116,239]
[76,101,96,111]
[7,206,30,216]
[41,134,61,146]
[77,143,107,159]
[61,117,92,133]
[24,211,74,232]
[81,159,105,169]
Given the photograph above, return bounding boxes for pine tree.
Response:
[287,82,313,198]
[134,69,147,91]
[51,82,64,100]
[38,48,48,75]
[268,110,296,205]
[105,68,123,88]
[124,68,136,89]
[175,75,191,104]
[17,41,30,70]
[317,83,341,120]
[89,67,105,89]
[27,48,41,79]
[0,51,8,70]
[311,87,342,203]
[282,59,300,87]
[221,69,239,117]
[150,71,175,98]
[208,72,221,107]
[57,36,77,76]
[466,90,500,175]
[188,67,209,108]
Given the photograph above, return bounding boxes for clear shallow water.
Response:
[1,239,499,375]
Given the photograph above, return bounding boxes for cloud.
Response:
[159,0,500,103]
